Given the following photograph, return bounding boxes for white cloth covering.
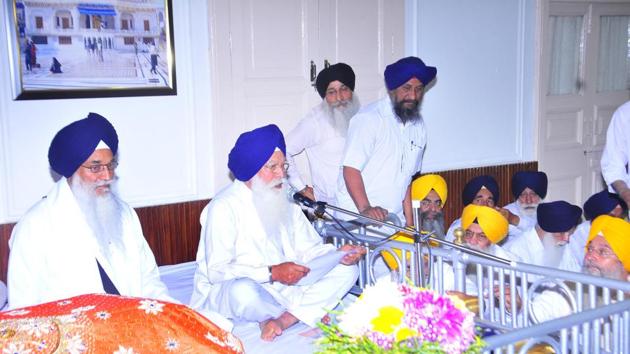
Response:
[503,227,579,272]
[7,178,174,309]
[286,103,347,204]
[567,221,590,268]
[335,96,426,220]
[503,201,537,232]
[601,101,630,192]
[190,180,358,328]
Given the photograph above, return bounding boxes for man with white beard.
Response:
[286,63,360,203]
[190,124,365,341]
[502,171,548,233]
[7,113,173,309]
[504,201,582,271]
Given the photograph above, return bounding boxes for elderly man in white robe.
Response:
[504,200,582,271]
[190,124,365,341]
[502,171,548,233]
[285,63,360,203]
[8,113,174,309]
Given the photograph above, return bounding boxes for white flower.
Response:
[57,314,78,324]
[65,334,86,354]
[19,320,52,337]
[138,299,164,315]
[57,300,73,306]
[2,343,32,354]
[224,333,243,352]
[112,346,135,354]
[95,311,111,320]
[5,309,30,316]
[165,338,179,351]
[71,305,96,314]
[205,332,226,347]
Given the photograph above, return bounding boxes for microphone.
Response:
[286,184,327,215]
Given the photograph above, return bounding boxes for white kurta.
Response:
[601,101,630,191]
[503,201,537,232]
[503,227,579,272]
[335,96,426,219]
[7,178,173,309]
[190,180,357,327]
[567,221,590,268]
[285,103,347,204]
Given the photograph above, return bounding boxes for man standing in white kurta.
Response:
[8,113,173,309]
[190,124,365,341]
[601,100,630,207]
[285,63,360,203]
[336,56,437,227]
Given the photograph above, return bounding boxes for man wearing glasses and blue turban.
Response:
[8,113,175,310]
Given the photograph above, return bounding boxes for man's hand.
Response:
[270,262,310,285]
[493,285,522,311]
[338,244,367,265]
[360,206,389,221]
[497,207,519,226]
[300,186,315,201]
[611,181,630,207]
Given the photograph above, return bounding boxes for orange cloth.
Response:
[0,293,243,353]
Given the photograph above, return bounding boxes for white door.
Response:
[208,0,404,188]
[538,1,630,206]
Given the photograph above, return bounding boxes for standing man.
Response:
[601,101,630,207]
[286,63,360,203]
[8,113,174,309]
[336,56,437,227]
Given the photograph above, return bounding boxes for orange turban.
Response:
[587,215,630,271]
[461,204,508,244]
[411,174,447,205]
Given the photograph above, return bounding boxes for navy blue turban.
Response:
[583,190,626,221]
[315,63,355,98]
[462,175,499,206]
[228,124,286,181]
[537,201,582,232]
[48,112,118,178]
[511,171,548,199]
[384,56,437,90]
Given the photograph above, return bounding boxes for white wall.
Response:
[0,1,215,223]
[405,0,537,172]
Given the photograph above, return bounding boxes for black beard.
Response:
[393,100,420,124]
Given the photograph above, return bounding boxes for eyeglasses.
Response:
[586,246,616,259]
[420,199,442,208]
[263,162,289,173]
[464,230,488,242]
[81,160,118,174]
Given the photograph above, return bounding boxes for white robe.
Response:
[503,227,579,272]
[601,100,630,191]
[7,178,173,309]
[567,221,590,268]
[285,103,347,204]
[503,201,537,232]
[190,180,358,327]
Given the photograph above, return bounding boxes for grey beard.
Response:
[250,176,292,253]
[323,94,360,136]
[70,176,123,258]
[420,211,445,239]
[392,99,421,124]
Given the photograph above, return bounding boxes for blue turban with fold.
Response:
[537,201,582,232]
[512,171,548,199]
[48,112,118,178]
[462,175,499,206]
[583,190,626,221]
[228,124,286,181]
[384,56,437,90]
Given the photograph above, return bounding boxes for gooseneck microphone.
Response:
[286,185,327,215]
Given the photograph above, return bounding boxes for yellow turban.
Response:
[411,174,447,205]
[461,204,508,244]
[587,215,630,271]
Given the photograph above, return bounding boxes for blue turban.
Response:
[384,56,437,90]
[48,112,118,178]
[511,171,548,199]
[462,175,499,206]
[315,63,355,98]
[228,124,286,181]
[537,201,582,232]
[583,190,626,221]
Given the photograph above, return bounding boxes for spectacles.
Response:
[263,162,289,173]
[464,230,488,242]
[420,199,442,208]
[586,246,616,259]
[81,160,118,174]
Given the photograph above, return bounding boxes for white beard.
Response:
[517,199,541,217]
[70,176,123,258]
[322,94,360,136]
[541,232,566,268]
[250,175,292,252]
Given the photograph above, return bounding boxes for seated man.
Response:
[502,171,547,232]
[568,190,626,267]
[504,201,582,271]
[8,113,174,309]
[412,174,447,238]
[190,124,365,341]
[460,205,519,261]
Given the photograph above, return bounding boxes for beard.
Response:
[323,94,360,136]
[517,200,540,217]
[541,233,566,268]
[250,175,292,252]
[582,259,625,280]
[70,176,123,258]
[391,95,421,124]
[420,210,445,239]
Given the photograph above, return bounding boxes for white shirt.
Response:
[336,96,426,218]
[601,100,630,192]
[503,201,537,232]
[568,221,590,268]
[7,178,173,309]
[286,103,347,204]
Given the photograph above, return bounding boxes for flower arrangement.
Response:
[317,279,484,353]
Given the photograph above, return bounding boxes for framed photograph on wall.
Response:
[4,0,176,100]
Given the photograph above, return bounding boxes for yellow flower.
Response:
[370,306,404,334]
[395,327,418,342]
